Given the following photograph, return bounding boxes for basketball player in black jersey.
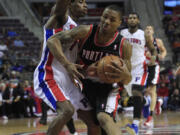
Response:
[47,5,132,135]
[142,25,167,128]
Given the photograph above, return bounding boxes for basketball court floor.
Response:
[0,111,180,135]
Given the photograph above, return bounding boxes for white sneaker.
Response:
[73,132,79,135]
[2,115,8,120]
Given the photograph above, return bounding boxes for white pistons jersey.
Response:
[121,29,148,91]
[121,29,146,75]
[33,16,91,111]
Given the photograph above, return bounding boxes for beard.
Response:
[129,24,138,29]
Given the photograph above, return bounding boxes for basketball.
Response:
[97,55,123,84]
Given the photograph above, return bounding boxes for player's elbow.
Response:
[47,37,58,49]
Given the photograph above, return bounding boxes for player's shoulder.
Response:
[120,28,129,36]
[120,28,128,33]
[65,16,77,28]
[137,29,144,34]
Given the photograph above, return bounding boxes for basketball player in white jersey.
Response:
[33,0,100,135]
[142,25,167,128]
[120,12,157,135]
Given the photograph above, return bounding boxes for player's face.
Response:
[127,14,139,28]
[99,8,121,34]
[145,26,154,35]
[71,0,87,17]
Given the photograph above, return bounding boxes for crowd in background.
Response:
[162,15,180,63]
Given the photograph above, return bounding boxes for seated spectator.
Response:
[22,81,36,117]
[157,82,169,110]
[172,37,180,63]
[11,82,24,118]
[168,88,180,111]
[1,82,12,119]
[11,62,24,72]
[0,51,4,59]
[159,74,170,84]
[7,27,18,38]
[9,71,20,88]
[1,63,10,80]
[13,36,24,47]
[0,41,8,52]
[166,23,176,43]
[0,27,6,39]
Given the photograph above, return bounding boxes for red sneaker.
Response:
[142,116,154,128]
[155,98,163,115]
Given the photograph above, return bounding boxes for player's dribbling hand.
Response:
[65,63,84,87]
[105,59,131,84]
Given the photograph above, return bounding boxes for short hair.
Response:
[106,5,122,19]
[71,0,75,3]
[128,12,140,19]
[147,25,154,30]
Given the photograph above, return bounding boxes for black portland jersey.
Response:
[79,25,125,66]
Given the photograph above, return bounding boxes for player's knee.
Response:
[97,112,109,127]
[56,101,75,117]
[64,106,74,117]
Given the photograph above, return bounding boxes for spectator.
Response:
[1,63,10,80]
[0,51,4,59]
[22,80,36,117]
[9,71,20,88]
[7,27,18,38]
[0,41,8,52]
[11,83,24,118]
[1,82,12,119]
[11,62,24,72]
[169,81,178,96]
[157,82,169,110]
[168,88,180,111]
[13,36,24,47]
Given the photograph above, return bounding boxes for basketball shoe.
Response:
[142,116,154,128]
[155,98,163,115]
[73,132,79,135]
[126,123,139,135]
[143,96,151,118]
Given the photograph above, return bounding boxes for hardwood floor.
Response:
[0,111,180,135]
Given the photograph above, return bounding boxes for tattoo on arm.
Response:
[49,25,91,49]
[46,25,91,67]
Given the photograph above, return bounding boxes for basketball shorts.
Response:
[146,64,160,86]
[124,71,148,96]
[82,79,120,115]
[34,68,92,111]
